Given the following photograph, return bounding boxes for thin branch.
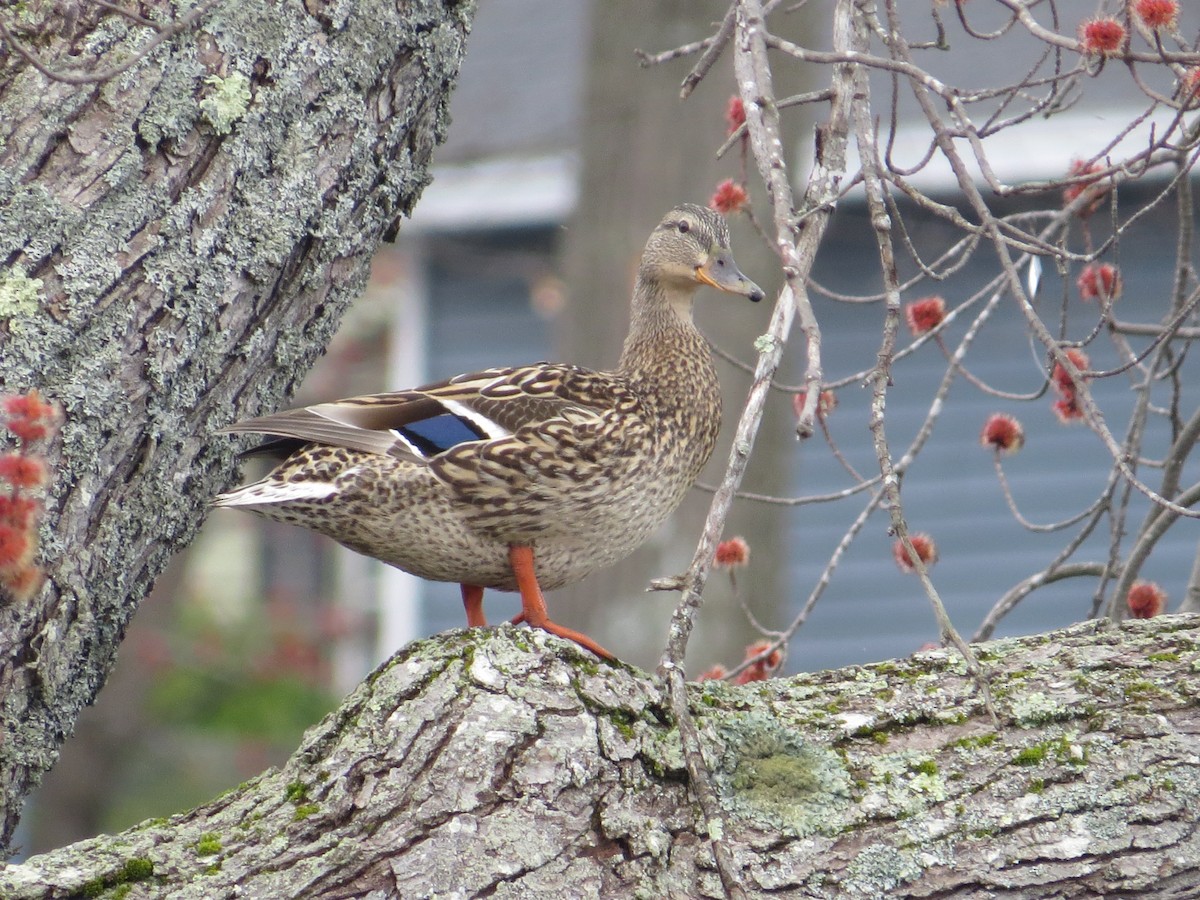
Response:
[852,26,994,721]
[973,563,1110,642]
[0,0,221,85]
[992,454,1104,533]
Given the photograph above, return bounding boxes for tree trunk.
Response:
[0,0,475,849]
[3,617,1198,897]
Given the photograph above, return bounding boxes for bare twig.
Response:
[973,563,1110,642]
[0,0,222,85]
[852,13,994,722]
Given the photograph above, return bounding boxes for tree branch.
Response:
[5,618,1200,897]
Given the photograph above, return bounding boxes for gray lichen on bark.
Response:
[3,617,1199,897]
[0,0,476,848]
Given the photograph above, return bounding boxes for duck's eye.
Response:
[677,221,690,234]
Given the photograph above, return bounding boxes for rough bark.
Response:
[3,616,1198,897]
[0,0,475,849]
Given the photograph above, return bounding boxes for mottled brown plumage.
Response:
[216,204,763,658]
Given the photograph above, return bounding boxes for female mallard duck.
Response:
[216,204,763,658]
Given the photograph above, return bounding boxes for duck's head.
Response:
[641,204,765,304]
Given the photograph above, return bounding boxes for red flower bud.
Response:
[1133,0,1178,30]
[1079,17,1125,56]
[0,454,46,489]
[792,389,837,421]
[710,180,748,214]
[1077,263,1122,302]
[1062,159,1109,217]
[893,533,938,573]
[725,96,746,134]
[1126,581,1166,619]
[980,414,1024,454]
[905,296,946,336]
[715,537,750,569]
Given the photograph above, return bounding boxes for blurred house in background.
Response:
[24,0,1199,852]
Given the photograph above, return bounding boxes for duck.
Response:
[215,204,764,659]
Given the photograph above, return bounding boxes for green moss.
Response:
[613,716,636,740]
[949,732,998,751]
[120,857,154,881]
[715,713,851,837]
[195,832,222,856]
[293,803,320,821]
[77,856,156,896]
[285,781,308,803]
[1012,746,1046,766]
[1012,734,1087,768]
[1028,778,1045,794]
[864,751,948,813]
[512,632,534,654]
[1147,651,1179,662]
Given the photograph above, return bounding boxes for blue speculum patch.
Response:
[400,412,487,456]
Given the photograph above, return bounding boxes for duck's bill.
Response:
[696,252,765,302]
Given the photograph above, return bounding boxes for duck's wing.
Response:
[221,364,622,463]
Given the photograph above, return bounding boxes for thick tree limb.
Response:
[0,0,475,847]
[4,616,1199,897]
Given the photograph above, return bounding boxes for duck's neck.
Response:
[617,275,718,401]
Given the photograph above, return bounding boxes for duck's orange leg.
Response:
[460,584,487,627]
[507,545,613,659]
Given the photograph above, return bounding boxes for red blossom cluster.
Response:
[710,179,748,214]
[737,640,783,683]
[792,388,838,421]
[893,533,938,574]
[980,413,1024,454]
[1062,159,1110,217]
[1076,263,1122,302]
[904,295,946,336]
[1182,67,1200,107]
[1133,0,1178,30]
[1050,348,1090,423]
[1078,17,1125,56]
[1126,581,1167,619]
[725,96,746,135]
[696,639,783,684]
[0,390,59,602]
[714,536,750,569]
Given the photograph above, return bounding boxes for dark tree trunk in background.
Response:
[3,619,1198,897]
[0,0,475,849]
[556,1,815,671]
